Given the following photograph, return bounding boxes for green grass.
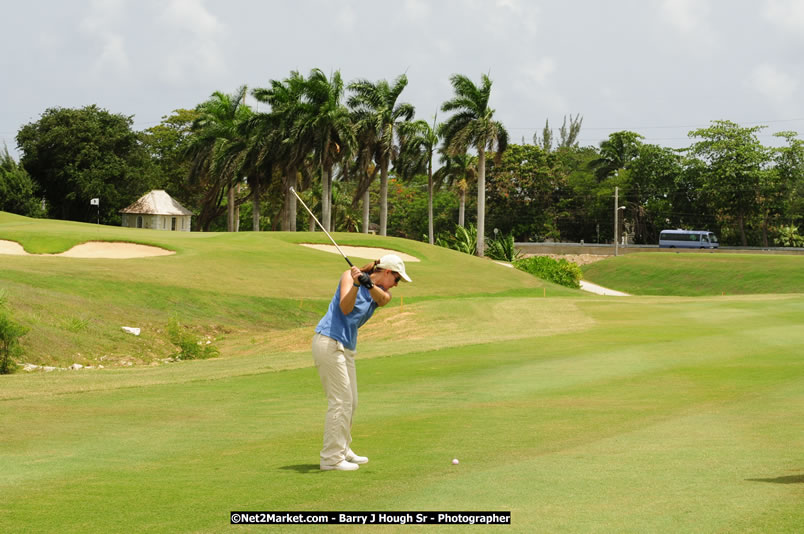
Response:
[1,213,803,533]
[0,213,574,367]
[582,252,804,296]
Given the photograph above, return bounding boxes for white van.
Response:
[659,230,719,249]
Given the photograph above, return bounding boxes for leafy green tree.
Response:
[299,69,356,231]
[348,75,415,236]
[0,145,44,217]
[557,114,583,149]
[687,120,770,246]
[589,130,644,181]
[252,71,310,231]
[534,118,553,152]
[557,146,604,242]
[534,114,583,152]
[396,117,439,244]
[485,143,562,241]
[627,144,684,243]
[433,151,476,227]
[772,131,804,227]
[185,87,252,231]
[16,105,158,224]
[440,73,509,256]
[141,109,199,209]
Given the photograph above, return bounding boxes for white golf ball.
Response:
[452,458,459,465]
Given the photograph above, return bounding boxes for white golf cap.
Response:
[376,254,412,282]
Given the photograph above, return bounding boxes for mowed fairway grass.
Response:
[1,213,803,533]
[582,251,804,296]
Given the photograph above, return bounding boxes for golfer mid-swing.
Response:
[312,254,411,471]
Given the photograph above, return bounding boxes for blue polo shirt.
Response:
[315,283,379,350]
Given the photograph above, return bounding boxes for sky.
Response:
[2,0,804,161]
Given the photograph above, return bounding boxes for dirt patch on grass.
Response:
[522,253,608,266]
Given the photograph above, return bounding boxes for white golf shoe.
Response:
[320,460,359,471]
[346,450,368,464]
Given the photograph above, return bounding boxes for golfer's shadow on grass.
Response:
[280,464,322,474]
[746,474,804,484]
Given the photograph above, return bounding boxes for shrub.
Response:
[774,225,804,247]
[434,224,478,255]
[486,232,522,262]
[453,225,477,255]
[0,312,27,374]
[513,256,582,289]
[166,316,219,360]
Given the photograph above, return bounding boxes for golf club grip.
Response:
[289,187,354,269]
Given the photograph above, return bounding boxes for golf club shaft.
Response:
[289,187,354,267]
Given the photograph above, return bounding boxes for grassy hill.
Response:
[582,252,804,296]
[1,213,803,533]
[0,212,576,368]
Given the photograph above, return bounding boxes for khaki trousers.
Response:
[312,333,358,466]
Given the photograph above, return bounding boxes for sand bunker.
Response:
[0,240,174,259]
[300,244,420,262]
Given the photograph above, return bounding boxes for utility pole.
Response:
[614,186,619,257]
[614,186,626,257]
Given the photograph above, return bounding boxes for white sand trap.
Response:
[0,239,174,259]
[300,244,420,262]
[579,280,631,296]
[0,240,27,255]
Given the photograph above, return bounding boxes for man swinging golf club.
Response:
[289,187,412,471]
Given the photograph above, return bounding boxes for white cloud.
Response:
[495,0,524,14]
[157,0,226,84]
[750,63,798,103]
[80,0,131,77]
[661,0,708,33]
[335,4,358,31]
[659,0,718,52]
[510,57,568,118]
[403,0,431,20]
[763,0,804,33]
[161,0,223,34]
[523,57,556,85]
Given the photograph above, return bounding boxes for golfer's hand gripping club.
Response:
[358,272,374,289]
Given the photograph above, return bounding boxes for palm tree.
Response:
[434,151,477,228]
[186,86,252,231]
[396,115,439,244]
[440,73,508,256]
[589,130,643,181]
[298,69,356,231]
[252,71,309,230]
[348,75,415,236]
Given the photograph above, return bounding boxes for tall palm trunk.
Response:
[458,185,466,227]
[252,176,260,231]
[281,170,292,231]
[227,184,235,232]
[427,157,434,245]
[476,148,486,256]
[322,168,331,231]
[379,158,389,236]
[289,183,297,232]
[362,190,370,234]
